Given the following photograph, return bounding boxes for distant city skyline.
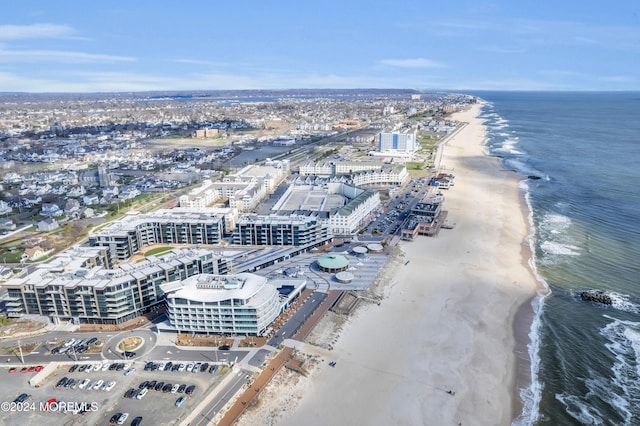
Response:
[1,1,639,92]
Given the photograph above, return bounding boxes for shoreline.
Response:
[236,103,540,426]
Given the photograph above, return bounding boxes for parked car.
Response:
[185,385,196,396]
[124,368,135,376]
[131,417,143,426]
[109,413,122,425]
[175,396,186,407]
[116,412,129,425]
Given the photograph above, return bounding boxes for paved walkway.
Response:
[214,289,343,425]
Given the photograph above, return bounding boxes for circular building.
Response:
[352,246,368,255]
[367,243,384,253]
[316,254,350,273]
[335,271,354,284]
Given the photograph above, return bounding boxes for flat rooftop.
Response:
[276,187,345,212]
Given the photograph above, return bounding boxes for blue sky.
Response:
[1,1,639,92]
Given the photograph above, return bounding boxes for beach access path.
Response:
[270,103,539,426]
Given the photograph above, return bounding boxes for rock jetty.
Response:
[580,291,612,305]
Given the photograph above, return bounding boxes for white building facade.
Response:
[161,273,306,335]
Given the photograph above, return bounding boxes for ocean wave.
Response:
[540,240,581,256]
[502,158,543,177]
[600,316,640,423]
[555,392,605,425]
[513,183,548,426]
[537,213,581,262]
[512,294,548,426]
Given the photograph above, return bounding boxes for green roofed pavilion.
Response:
[316,254,350,273]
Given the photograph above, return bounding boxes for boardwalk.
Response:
[216,290,342,426]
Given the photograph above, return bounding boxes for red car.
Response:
[20,367,28,373]
[27,366,36,372]
[35,365,44,372]
[8,367,17,373]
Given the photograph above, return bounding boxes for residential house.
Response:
[22,246,48,261]
[41,203,63,217]
[37,218,59,232]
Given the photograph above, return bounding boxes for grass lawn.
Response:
[145,246,173,257]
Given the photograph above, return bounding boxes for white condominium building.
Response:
[161,273,306,336]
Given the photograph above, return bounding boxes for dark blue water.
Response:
[468,92,640,425]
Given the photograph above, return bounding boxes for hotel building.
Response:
[161,273,306,335]
[378,131,417,153]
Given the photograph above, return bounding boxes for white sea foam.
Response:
[537,213,581,262]
[512,180,548,426]
[512,293,547,426]
[608,292,640,314]
[555,393,605,425]
[599,316,640,423]
[540,240,581,256]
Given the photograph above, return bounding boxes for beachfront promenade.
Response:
[213,290,342,426]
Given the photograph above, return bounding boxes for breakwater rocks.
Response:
[580,291,612,305]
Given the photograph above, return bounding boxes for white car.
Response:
[101,363,110,371]
[123,362,132,370]
[105,381,116,392]
[178,363,186,372]
[92,363,101,372]
[186,363,194,372]
[124,368,135,376]
[117,413,129,425]
[78,379,90,390]
[171,384,179,393]
[136,388,148,399]
[92,379,104,390]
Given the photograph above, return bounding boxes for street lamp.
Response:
[17,339,25,364]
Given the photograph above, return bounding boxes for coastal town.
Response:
[0,90,476,425]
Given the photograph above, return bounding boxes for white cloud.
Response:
[0,23,75,40]
[379,58,445,68]
[0,49,136,63]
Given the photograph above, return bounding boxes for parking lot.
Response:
[1,360,231,426]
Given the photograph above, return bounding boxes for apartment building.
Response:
[88,209,226,262]
[3,247,229,324]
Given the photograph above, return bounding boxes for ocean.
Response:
[469,91,640,425]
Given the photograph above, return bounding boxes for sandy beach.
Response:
[237,104,539,426]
